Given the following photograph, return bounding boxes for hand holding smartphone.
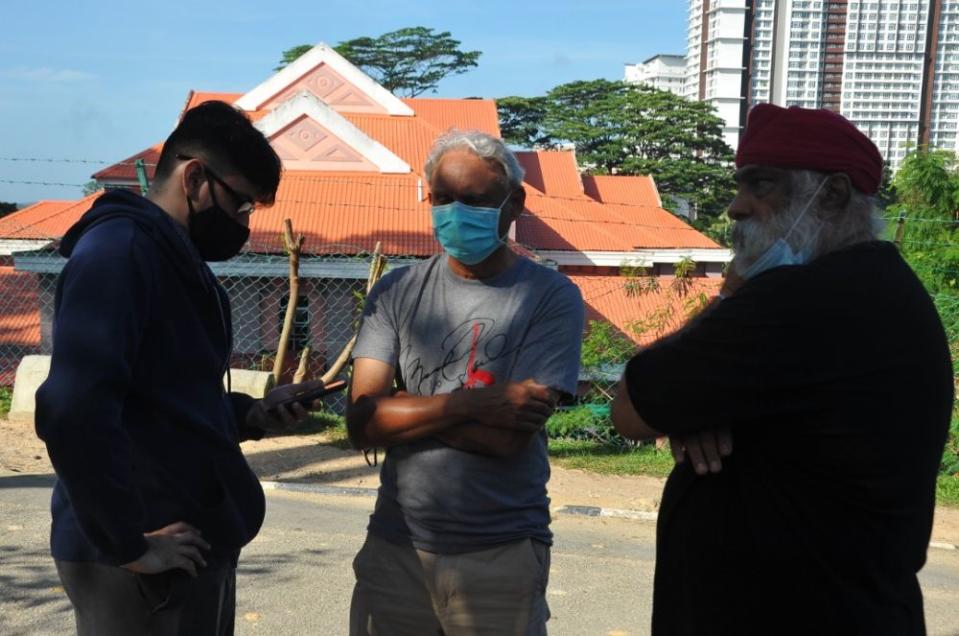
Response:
[268,379,348,413]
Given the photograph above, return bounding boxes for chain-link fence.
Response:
[0,247,402,397]
[0,237,713,422]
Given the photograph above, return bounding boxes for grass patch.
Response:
[548,438,673,478]
[0,387,10,420]
[938,474,959,508]
[290,409,959,508]
[549,438,959,509]
[278,411,352,448]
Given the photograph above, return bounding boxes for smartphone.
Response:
[271,379,348,412]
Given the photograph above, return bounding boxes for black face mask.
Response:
[186,194,250,262]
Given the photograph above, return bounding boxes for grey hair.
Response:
[789,169,884,258]
[424,130,526,188]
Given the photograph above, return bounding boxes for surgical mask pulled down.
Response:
[739,178,828,280]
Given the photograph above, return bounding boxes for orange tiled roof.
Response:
[251,172,436,256]
[583,175,661,207]
[569,274,722,345]
[95,93,500,182]
[0,179,433,257]
[0,266,41,348]
[184,90,242,112]
[181,93,503,138]
[519,189,719,251]
[341,113,441,176]
[91,145,161,181]
[0,194,101,239]
[402,98,500,137]
[510,150,716,251]
[80,87,720,254]
[516,151,585,199]
[4,182,717,255]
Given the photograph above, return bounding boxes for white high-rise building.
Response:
[625,54,687,95]
[685,0,959,169]
[684,0,751,151]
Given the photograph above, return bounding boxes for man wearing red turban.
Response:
[612,104,953,634]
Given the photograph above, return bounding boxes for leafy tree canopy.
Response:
[278,27,480,98]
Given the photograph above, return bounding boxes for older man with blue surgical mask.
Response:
[612,104,954,635]
[346,130,585,635]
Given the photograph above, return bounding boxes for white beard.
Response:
[730,201,823,276]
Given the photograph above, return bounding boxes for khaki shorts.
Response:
[349,533,551,636]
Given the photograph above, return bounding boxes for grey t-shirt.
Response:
[353,254,584,553]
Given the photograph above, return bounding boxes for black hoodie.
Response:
[35,189,266,567]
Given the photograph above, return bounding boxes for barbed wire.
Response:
[881,215,959,225]
[0,157,157,167]
[0,179,93,189]
[900,238,959,250]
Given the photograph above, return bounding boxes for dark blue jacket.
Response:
[35,189,265,567]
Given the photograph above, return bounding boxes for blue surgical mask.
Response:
[741,178,827,280]
[431,194,511,265]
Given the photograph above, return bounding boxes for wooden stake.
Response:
[272,219,305,386]
[293,345,312,384]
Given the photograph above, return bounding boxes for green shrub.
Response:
[941,410,959,476]
[546,406,598,438]
[0,387,10,420]
[546,405,633,448]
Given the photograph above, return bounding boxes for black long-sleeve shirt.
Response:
[625,241,953,635]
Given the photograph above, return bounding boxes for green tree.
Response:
[275,45,313,71]
[0,202,16,218]
[890,148,959,481]
[622,258,710,341]
[82,181,102,197]
[500,80,735,221]
[278,28,481,97]
[877,161,897,211]
[580,320,636,370]
[888,148,959,372]
[497,96,551,148]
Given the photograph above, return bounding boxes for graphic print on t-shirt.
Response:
[464,321,496,389]
[404,317,517,394]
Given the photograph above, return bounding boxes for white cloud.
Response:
[0,67,97,83]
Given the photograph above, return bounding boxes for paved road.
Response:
[2,474,958,635]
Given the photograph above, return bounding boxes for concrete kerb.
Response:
[257,480,959,552]
[258,480,661,523]
[260,480,378,498]
[930,541,959,552]
[552,505,659,523]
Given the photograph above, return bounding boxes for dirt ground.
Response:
[4,418,959,545]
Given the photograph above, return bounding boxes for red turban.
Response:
[735,104,883,195]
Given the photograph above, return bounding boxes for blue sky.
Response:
[0,0,686,203]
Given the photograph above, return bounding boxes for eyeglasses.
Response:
[177,154,256,218]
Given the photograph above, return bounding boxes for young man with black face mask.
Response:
[35,101,326,635]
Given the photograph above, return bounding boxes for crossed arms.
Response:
[346,357,559,457]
